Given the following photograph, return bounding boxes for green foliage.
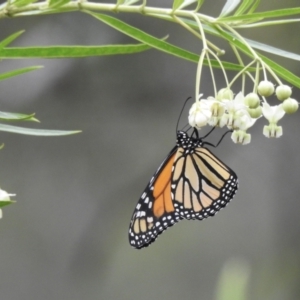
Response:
[0,66,42,81]
[0,44,151,58]
[0,0,299,133]
[0,110,80,135]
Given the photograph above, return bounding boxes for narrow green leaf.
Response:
[234,0,254,15]
[220,0,241,17]
[13,0,39,8]
[195,0,205,11]
[0,201,14,208]
[0,31,25,50]
[172,0,184,10]
[87,12,200,62]
[246,38,300,61]
[0,44,150,58]
[247,0,260,14]
[0,66,43,81]
[179,0,198,9]
[0,124,81,136]
[87,13,256,71]
[220,7,300,22]
[49,0,70,8]
[0,111,39,122]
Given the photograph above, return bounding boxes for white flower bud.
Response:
[247,106,262,118]
[282,98,298,114]
[257,80,274,97]
[275,85,292,101]
[216,88,234,101]
[244,93,260,108]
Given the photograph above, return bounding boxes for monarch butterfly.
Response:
[128,125,238,249]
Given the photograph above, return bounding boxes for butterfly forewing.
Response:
[128,149,182,249]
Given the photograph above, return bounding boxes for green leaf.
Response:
[173,0,184,10]
[0,111,39,122]
[179,0,198,9]
[0,66,43,81]
[0,200,14,208]
[87,13,257,71]
[234,0,254,15]
[87,12,200,62]
[13,0,39,7]
[0,124,81,136]
[49,0,70,8]
[246,38,300,61]
[220,0,241,17]
[0,31,25,49]
[220,7,300,22]
[0,44,150,58]
[247,0,260,14]
[195,0,205,11]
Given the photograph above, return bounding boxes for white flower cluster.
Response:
[188,83,298,145]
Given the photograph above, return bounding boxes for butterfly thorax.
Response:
[176,131,203,154]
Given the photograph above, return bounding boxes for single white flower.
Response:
[0,188,16,219]
[261,103,285,138]
[220,92,250,129]
[0,189,15,201]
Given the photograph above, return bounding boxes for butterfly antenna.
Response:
[181,123,191,132]
[201,126,216,140]
[203,130,232,148]
[176,97,192,134]
[215,130,233,147]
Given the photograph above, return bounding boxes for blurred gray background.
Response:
[1,0,300,299]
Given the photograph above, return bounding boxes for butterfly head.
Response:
[176,130,203,153]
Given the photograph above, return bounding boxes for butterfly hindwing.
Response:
[171,145,238,221]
